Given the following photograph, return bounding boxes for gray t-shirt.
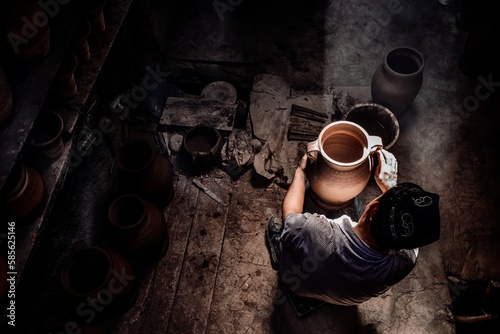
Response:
[279,213,417,305]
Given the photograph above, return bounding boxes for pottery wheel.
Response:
[201,81,237,104]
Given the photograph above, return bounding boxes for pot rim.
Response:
[61,246,112,298]
[108,193,147,229]
[183,126,222,155]
[343,102,400,150]
[384,46,425,77]
[31,111,64,147]
[317,121,375,167]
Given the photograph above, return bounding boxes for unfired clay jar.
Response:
[108,194,169,263]
[371,47,424,114]
[306,121,382,209]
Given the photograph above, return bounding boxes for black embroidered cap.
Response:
[370,182,441,250]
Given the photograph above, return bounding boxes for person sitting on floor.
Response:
[266,149,441,306]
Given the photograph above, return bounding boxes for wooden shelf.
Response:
[13,0,134,283]
[1,0,135,328]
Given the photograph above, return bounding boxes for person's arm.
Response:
[282,154,308,220]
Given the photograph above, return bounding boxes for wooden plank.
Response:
[205,175,282,334]
[166,175,230,334]
[136,175,199,333]
[160,97,237,132]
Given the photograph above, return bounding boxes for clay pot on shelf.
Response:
[108,194,169,263]
[0,67,13,127]
[0,163,46,222]
[371,47,424,114]
[60,246,137,323]
[115,140,174,208]
[31,110,65,159]
[306,121,383,210]
[86,0,107,36]
[1,1,51,62]
[53,52,78,101]
[183,126,223,168]
[343,103,400,150]
[71,19,92,65]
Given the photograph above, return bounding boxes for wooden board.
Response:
[160,97,238,132]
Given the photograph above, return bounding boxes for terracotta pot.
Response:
[53,52,78,100]
[343,103,400,149]
[71,19,92,65]
[31,111,65,159]
[0,67,13,127]
[2,1,51,62]
[0,163,46,222]
[183,126,223,167]
[60,246,137,323]
[108,194,169,263]
[306,121,383,209]
[116,140,174,208]
[371,47,424,114]
[86,0,107,36]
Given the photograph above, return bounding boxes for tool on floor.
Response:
[287,127,320,141]
[290,104,328,123]
[192,179,227,206]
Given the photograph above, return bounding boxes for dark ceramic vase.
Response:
[115,140,174,208]
[371,47,424,114]
[108,194,169,263]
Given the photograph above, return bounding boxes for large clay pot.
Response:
[31,110,65,159]
[2,0,51,62]
[108,194,169,263]
[0,67,13,127]
[371,47,424,114]
[115,140,174,208]
[343,103,400,149]
[0,163,46,222]
[306,121,383,210]
[60,246,137,323]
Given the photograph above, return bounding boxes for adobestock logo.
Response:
[47,268,135,334]
[7,0,71,54]
[75,268,135,324]
[459,73,500,119]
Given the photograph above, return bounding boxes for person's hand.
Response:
[375,148,398,192]
[298,153,308,172]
